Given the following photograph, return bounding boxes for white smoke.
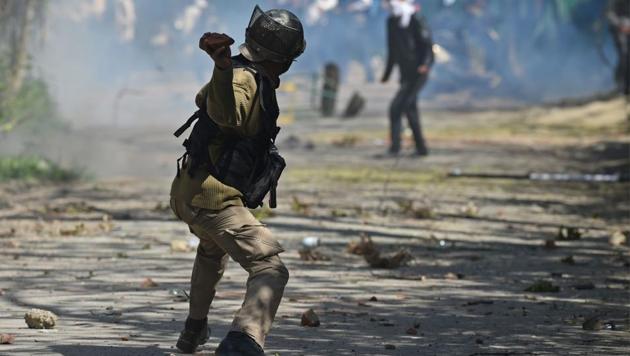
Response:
[61,0,107,22]
[347,0,373,13]
[114,0,136,42]
[174,0,208,34]
[306,0,339,26]
[151,26,170,47]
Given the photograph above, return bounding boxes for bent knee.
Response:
[249,256,289,284]
[274,260,290,284]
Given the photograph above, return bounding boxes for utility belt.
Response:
[173,107,285,209]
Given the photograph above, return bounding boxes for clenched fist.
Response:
[199,32,235,70]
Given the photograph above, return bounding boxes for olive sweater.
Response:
[170,65,261,211]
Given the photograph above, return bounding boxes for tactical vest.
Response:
[173,55,286,209]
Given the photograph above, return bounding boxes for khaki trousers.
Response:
[170,198,289,347]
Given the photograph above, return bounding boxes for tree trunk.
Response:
[7,0,35,98]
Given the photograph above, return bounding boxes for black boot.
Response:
[176,317,210,354]
[412,145,429,157]
[215,331,265,356]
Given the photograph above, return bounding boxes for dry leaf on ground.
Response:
[346,234,375,255]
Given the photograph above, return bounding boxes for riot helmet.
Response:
[239,5,306,63]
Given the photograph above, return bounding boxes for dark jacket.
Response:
[383,13,434,82]
[608,0,630,30]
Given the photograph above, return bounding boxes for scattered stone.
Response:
[0,334,15,344]
[301,309,320,327]
[444,272,464,280]
[460,201,479,217]
[24,309,58,329]
[170,240,193,253]
[384,344,396,350]
[120,336,129,341]
[59,223,86,236]
[140,278,158,288]
[475,338,484,344]
[406,327,418,335]
[561,255,575,265]
[557,226,582,241]
[369,296,378,302]
[544,240,557,249]
[524,280,559,293]
[609,231,629,247]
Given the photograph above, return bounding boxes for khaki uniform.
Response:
[170,65,288,347]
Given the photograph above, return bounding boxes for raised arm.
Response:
[196,32,258,134]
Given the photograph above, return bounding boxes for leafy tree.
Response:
[0,0,49,134]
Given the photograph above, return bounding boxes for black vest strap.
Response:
[174,110,201,138]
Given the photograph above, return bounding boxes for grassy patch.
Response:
[286,166,443,186]
[0,156,81,182]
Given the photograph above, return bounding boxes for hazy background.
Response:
[35,0,619,126]
[0,0,624,176]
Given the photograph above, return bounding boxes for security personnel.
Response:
[170,5,306,355]
[381,0,434,157]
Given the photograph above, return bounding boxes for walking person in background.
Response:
[381,0,434,157]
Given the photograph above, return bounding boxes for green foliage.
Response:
[0,156,81,182]
[0,56,64,134]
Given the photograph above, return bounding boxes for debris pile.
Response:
[347,234,411,269]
